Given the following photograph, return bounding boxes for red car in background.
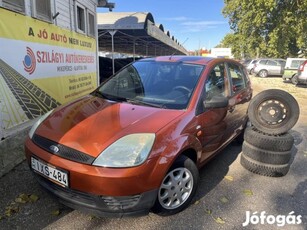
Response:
[25,56,252,217]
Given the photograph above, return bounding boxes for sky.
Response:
[97,0,231,51]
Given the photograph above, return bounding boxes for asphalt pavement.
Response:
[0,80,306,230]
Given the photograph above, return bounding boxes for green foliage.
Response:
[221,0,307,58]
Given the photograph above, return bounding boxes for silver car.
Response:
[245,59,258,74]
[296,60,307,85]
[253,58,286,78]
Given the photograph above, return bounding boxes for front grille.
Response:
[101,196,141,210]
[32,134,95,165]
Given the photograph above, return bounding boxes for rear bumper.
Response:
[297,74,307,85]
[33,172,158,217]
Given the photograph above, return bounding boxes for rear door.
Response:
[266,60,279,75]
[223,61,252,141]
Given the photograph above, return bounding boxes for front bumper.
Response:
[33,172,158,217]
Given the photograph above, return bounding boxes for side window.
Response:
[227,62,246,93]
[75,4,95,36]
[2,0,25,13]
[290,60,304,69]
[76,4,86,33]
[267,60,277,66]
[32,0,52,22]
[205,63,226,99]
[87,11,95,37]
[259,60,267,65]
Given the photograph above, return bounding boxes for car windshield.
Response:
[94,60,205,109]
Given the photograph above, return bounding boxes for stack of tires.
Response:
[240,89,300,177]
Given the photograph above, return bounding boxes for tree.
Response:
[221,0,307,58]
[216,33,245,59]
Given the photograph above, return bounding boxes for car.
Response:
[282,58,306,84]
[25,56,253,217]
[252,58,286,78]
[244,59,258,74]
[296,60,307,85]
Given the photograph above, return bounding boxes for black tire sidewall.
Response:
[242,141,291,165]
[248,89,300,135]
[244,127,294,151]
[240,153,290,177]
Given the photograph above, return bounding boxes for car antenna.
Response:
[169,38,189,60]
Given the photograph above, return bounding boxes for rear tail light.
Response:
[299,61,307,71]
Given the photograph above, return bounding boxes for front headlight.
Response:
[92,133,155,168]
[29,110,54,139]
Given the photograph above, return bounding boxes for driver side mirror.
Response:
[204,95,229,109]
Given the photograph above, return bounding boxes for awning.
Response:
[97,12,188,57]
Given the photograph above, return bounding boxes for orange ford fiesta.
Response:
[25,56,252,217]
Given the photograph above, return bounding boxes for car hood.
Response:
[35,95,184,157]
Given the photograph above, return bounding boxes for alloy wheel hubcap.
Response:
[158,167,193,209]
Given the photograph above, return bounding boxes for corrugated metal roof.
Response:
[97,12,188,56]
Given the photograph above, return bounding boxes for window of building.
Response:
[76,5,86,33]
[2,0,25,13]
[32,0,52,22]
[88,11,95,37]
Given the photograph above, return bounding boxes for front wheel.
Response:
[258,69,268,78]
[152,155,199,216]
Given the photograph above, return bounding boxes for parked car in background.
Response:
[253,58,286,78]
[296,60,307,85]
[245,59,258,74]
[25,56,253,217]
[282,58,306,84]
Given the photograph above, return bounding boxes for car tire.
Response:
[244,127,294,151]
[248,89,300,135]
[152,155,199,216]
[242,141,292,165]
[240,153,290,177]
[258,69,268,78]
[291,74,298,85]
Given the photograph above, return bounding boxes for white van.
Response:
[282,58,306,83]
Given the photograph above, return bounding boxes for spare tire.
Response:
[242,141,292,165]
[244,127,294,152]
[240,153,290,177]
[248,89,300,135]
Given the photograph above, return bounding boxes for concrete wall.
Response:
[0,120,35,177]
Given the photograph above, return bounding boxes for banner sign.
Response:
[0,8,98,137]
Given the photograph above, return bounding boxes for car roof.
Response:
[139,55,236,65]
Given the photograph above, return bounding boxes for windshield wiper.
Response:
[92,91,128,102]
[92,91,110,100]
[126,99,164,108]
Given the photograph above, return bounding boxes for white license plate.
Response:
[31,157,69,187]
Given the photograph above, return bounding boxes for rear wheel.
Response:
[291,74,298,85]
[152,155,199,216]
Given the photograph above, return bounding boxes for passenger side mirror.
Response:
[204,95,229,109]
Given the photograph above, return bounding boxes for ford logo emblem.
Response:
[49,145,59,153]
